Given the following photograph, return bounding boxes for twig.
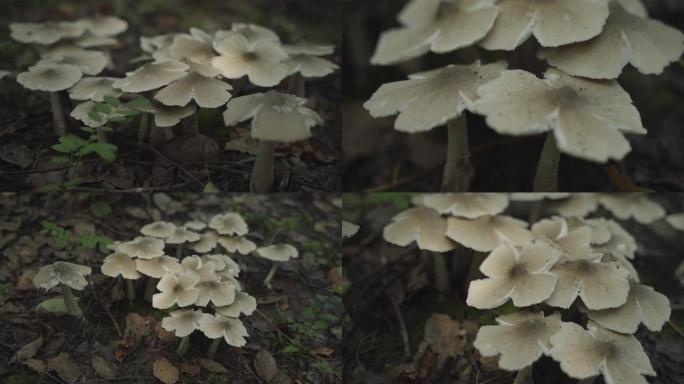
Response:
[386,292,411,358]
[668,320,684,338]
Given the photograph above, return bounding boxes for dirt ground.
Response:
[0,0,342,192]
[342,193,684,383]
[0,193,342,383]
[342,1,684,192]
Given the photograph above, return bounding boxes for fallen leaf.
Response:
[254,348,279,382]
[16,336,42,361]
[180,361,201,377]
[271,371,292,384]
[198,358,228,373]
[312,345,335,357]
[421,314,468,366]
[0,143,34,168]
[91,355,116,379]
[152,357,179,384]
[224,127,258,155]
[23,358,46,373]
[289,140,337,163]
[47,353,80,384]
[603,165,650,192]
[16,270,36,291]
[180,134,219,163]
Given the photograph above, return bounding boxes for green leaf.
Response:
[117,109,141,117]
[50,156,70,164]
[39,183,62,192]
[94,102,112,114]
[108,117,127,122]
[124,98,151,109]
[80,126,95,133]
[89,201,112,218]
[88,111,105,122]
[103,95,121,107]
[203,181,220,193]
[282,345,298,354]
[52,135,86,153]
[99,126,114,132]
[88,142,118,162]
[36,297,70,315]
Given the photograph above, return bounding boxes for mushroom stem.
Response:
[577,379,596,384]
[432,252,450,294]
[207,338,221,359]
[534,133,561,192]
[96,127,108,143]
[138,112,150,143]
[512,366,533,384]
[442,115,472,192]
[50,91,68,136]
[263,263,279,288]
[250,140,275,192]
[126,279,135,301]
[144,278,158,302]
[60,283,82,317]
[182,110,199,136]
[177,335,190,356]
[176,244,184,259]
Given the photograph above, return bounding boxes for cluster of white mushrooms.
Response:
[10,17,337,191]
[381,193,678,384]
[365,0,684,192]
[33,212,299,358]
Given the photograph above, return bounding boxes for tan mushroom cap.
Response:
[152,271,200,309]
[184,220,207,231]
[203,254,240,278]
[218,236,257,255]
[78,16,128,37]
[165,226,201,245]
[549,322,656,383]
[284,54,338,78]
[119,236,166,259]
[445,214,533,252]
[195,277,236,307]
[137,103,197,127]
[10,21,85,45]
[140,221,177,238]
[168,30,216,64]
[33,261,92,291]
[590,218,637,259]
[101,252,141,279]
[71,101,107,127]
[666,213,684,231]
[473,69,645,163]
[227,23,280,44]
[211,34,288,87]
[541,1,684,79]
[69,77,122,101]
[548,193,600,218]
[223,91,323,143]
[567,217,612,246]
[467,240,560,309]
[39,49,108,76]
[161,309,204,337]
[509,193,570,201]
[198,313,249,347]
[17,63,83,92]
[531,216,596,259]
[155,71,233,108]
[135,255,183,278]
[209,213,248,236]
[616,0,648,17]
[112,60,189,93]
[416,193,509,218]
[479,0,609,50]
[474,311,562,370]
[371,0,499,65]
[191,231,220,253]
[599,194,666,224]
[215,291,257,317]
[283,43,335,56]
[72,32,119,48]
[342,221,360,239]
[382,206,455,252]
[585,280,671,333]
[364,61,506,133]
[256,244,299,262]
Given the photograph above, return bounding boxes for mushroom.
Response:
[342,221,360,239]
[118,236,165,259]
[549,322,656,384]
[282,43,338,96]
[215,291,257,317]
[168,28,216,65]
[191,231,220,253]
[466,240,560,309]
[383,206,456,252]
[152,271,201,309]
[415,193,509,218]
[10,21,85,45]
[226,23,280,44]
[198,313,249,358]
[194,273,236,307]
[33,261,92,317]
[472,69,645,191]
[370,0,499,65]
[479,0,609,50]
[140,221,177,238]
[584,280,671,334]
[474,311,561,370]
[530,216,596,259]
[16,62,83,136]
[211,34,288,87]
[77,16,128,37]
[68,77,122,102]
[256,244,299,288]
[548,193,601,218]
[666,213,684,231]
[135,255,184,278]
[112,60,189,93]
[445,214,533,252]
[598,194,666,224]
[217,236,257,255]
[540,1,684,79]
[38,48,108,76]
[101,252,142,300]
[209,213,248,236]
[161,309,204,355]
[364,62,506,191]
[223,91,323,192]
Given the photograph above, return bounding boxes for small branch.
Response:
[50,92,68,136]
[534,133,561,192]
[387,291,411,358]
[512,366,533,384]
[263,264,279,288]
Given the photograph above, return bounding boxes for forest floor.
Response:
[0,193,343,383]
[0,0,342,192]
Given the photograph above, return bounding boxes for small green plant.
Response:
[41,220,112,253]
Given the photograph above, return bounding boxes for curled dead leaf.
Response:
[91,355,116,379]
[16,336,42,361]
[47,352,80,384]
[23,358,46,373]
[152,357,179,384]
[254,348,279,382]
[180,361,201,377]
[198,358,228,373]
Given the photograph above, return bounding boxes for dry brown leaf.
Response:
[311,345,335,357]
[91,355,116,379]
[421,314,468,365]
[271,371,292,384]
[198,358,228,373]
[254,348,279,382]
[23,358,46,373]
[152,357,179,384]
[15,270,36,291]
[224,127,259,155]
[16,336,42,361]
[180,361,201,377]
[47,352,80,384]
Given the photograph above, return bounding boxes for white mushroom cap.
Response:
[256,244,299,262]
[415,193,509,218]
[567,217,612,246]
[479,0,609,50]
[39,49,108,76]
[215,291,257,317]
[101,252,141,279]
[531,216,596,259]
[342,221,360,239]
[78,16,128,37]
[445,215,533,252]
[165,226,201,244]
[227,23,280,44]
[283,43,335,56]
[590,219,637,259]
[191,231,220,253]
[198,313,249,347]
[598,194,666,224]
[72,32,119,48]
[137,103,197,127]
[585,280,671,333]
[371,0,499,65]
[284,54,338,78]
[140,221,177,238]
[68,77,122,102]
[203,254,240,278]
[195,276,236,307]
[209,213,248,236]
[604,253,640,282]
[0,70,10,80]
[540,1,684,79]
[211,34,288,87]
[364,61,506,133]
[467,240,560,309]
[71,101,107,127]
[218,236,257,255]
[509,193,570,201]
[135,255,183,278]
[168,30,216,64]
[161,309,204,337]
[140,34,176,55]
[472,69,645,163]
[548,193,600,218]
[33,261,92,291]
[17,63,83,92]
[10,21,85,45]
[112,60,189,93]
[184,220,207,231]
[666,213,684,231]
[152,271,200,309]
[383,206,455,252]
[155,71,233,108]
[223,91,323,143]
[118,236,166,259]
[549,322,656,383]
[474,311,562,370]
[616,0,648,17]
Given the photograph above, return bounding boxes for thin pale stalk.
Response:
[177,335,190,355]
[432,252,450,294]
[183,110,199,136]
[138,112,150,143]
[513,366,533,384]
[207,338,221,359]
[60,283,82,317]
[534,133,561,192]
[50,92,67,136]
[126,279,135,301]
[442,115,472,192]
[250,140,275,192]
[263,263,279,288]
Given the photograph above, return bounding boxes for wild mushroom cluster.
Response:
[365,0,684,191]
[381,193,678,383]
